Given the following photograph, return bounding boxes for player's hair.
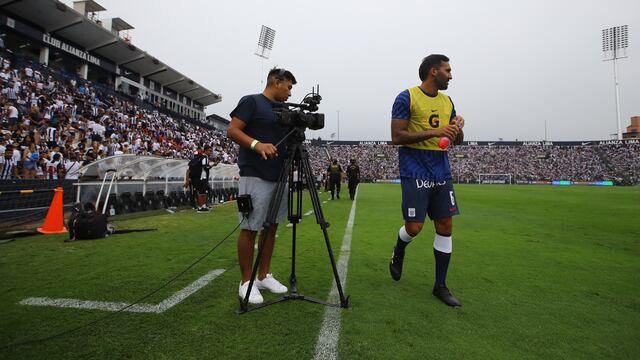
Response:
[267,68,297,85]
[419,54,450,81]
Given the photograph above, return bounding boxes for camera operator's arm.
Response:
[391,118,459,145]
[227,117,278,160]
[184,168,190,188]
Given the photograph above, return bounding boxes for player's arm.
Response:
[391,119,459,145]
[451,116,464,145]
[449,97,465,145]
[227,117,277,160]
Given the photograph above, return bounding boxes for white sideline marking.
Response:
[322,201,327,204]
[313,188,358,360]
[304,210,314,216]
[20,269,225,313]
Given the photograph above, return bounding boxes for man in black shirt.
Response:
[227,68,296,304]
[186,146,213,212]
[327,159,343,200]
[346,158,360,200]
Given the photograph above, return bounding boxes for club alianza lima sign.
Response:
[42,34,101,67]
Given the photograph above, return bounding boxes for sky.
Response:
[64,0,640,142]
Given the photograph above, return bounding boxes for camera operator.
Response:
[346,158,360,200]
[227,68,297,304]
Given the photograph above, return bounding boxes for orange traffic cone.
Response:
[37,187,68,234]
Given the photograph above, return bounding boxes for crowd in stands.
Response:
[0,49,237,180]
[307,144,398,182]
[604,144,640,185]
[307,143,640,185]
[1,49,637,185]
[448,145,614,183]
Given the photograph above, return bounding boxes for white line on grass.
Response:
[313,188,358,360]
[20,269,225,313]
[304,210,314,216]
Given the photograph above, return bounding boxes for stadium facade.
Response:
[0,0,220,121]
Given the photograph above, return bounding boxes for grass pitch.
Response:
[1,184,638,359]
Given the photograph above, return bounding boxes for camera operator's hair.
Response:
[267,68,297,85]
[419,54,449,81]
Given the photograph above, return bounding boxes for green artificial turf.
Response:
[1,184,638,359]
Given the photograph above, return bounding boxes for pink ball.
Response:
[438,137,451,149]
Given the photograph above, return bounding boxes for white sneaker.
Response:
[238,281,264,304]
[255,274,288,294]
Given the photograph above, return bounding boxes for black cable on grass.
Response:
[0,217,245,350]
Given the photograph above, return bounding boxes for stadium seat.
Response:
[186,190,196,208]
[119,192,133,214]
[145,191,158,210]
[107,193,121,215]
[134,192,146,212]
[156,190,166,208]
[178,191,188,206]
[168,191,180,207]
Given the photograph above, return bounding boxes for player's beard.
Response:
[435,75,449,90]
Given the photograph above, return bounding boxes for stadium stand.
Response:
[306,140,640,186]
[0,47,237,180]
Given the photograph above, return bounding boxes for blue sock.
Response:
[433,249,451,286]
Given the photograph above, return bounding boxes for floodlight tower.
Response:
[254,25,276,90]
[602,25,629,140]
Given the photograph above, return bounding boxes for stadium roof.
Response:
[0,0,221,106]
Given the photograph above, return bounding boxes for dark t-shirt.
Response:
[327,164,342,182]
[346,165,360,182]
[188,154,210,181]
[230,94,286,182]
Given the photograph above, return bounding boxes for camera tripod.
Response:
[237,128,350,313]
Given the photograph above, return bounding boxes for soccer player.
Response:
[389,54,465,307]
[346,158,360,200]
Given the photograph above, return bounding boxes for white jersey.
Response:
[64,160,81,180]
[0,157,16,179]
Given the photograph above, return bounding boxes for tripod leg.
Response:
[299,150,349,308]
[289,159,302,294]
[240,154,294,312]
